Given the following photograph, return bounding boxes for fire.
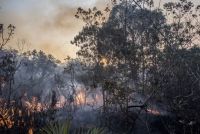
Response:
[0,107,14,128]
[0,88,104,129]
[0,88,103,132]
[28,127,33,134]
[74,88,103,106]
[75,90,86,105]
[100,58,108,67]
[147,108,160,115]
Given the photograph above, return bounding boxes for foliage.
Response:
[157,47,200,125]
[40,120,105,134]
[0,24,15,50]
[72,0,200,133]
[40,121,71,134]
[1,0,200,133]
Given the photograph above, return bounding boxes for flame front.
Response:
[76,90,86,105]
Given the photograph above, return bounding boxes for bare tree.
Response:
[0,24,15,50]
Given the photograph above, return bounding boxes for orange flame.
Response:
[147,109,160,115]
[76,90,86,105]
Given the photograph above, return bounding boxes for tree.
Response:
[0,23,16,106]
[152,1,200,132]
[72,0,200,133]
[72,1,167,132]
[0,24,15,50]
[13,50,59,100]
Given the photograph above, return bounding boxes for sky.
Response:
[0,0,200,62]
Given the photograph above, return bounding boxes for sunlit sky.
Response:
[0,0,199,61]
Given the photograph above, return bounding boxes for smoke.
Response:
[0,0,110,62]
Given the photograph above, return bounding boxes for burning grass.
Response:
[0,89,104,134]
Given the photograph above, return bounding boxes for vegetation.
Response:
[0,0,200,133]
[40,121,105,134]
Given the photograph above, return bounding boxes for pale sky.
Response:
[0,0,199,61]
